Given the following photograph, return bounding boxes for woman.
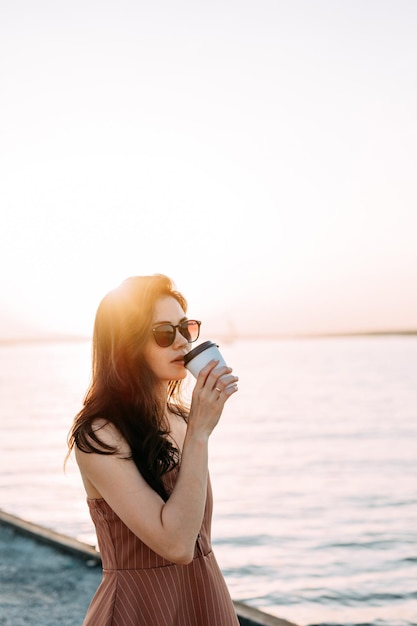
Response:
[67,274,239,625]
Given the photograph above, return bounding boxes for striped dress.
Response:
[82,468,239,625]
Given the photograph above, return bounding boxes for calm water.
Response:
[0,336,416,626]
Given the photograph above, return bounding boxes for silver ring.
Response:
[215,387,221,393]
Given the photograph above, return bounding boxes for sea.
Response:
[0,336,416,626]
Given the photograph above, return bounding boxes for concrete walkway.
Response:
[0,520,101,626]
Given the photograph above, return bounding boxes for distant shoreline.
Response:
[1,329,417,345]
[231,329,417,340]
[0,335,91,345]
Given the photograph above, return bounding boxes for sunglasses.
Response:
[152,319,201,347]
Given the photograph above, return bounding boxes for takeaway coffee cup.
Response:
[183,341,227,378]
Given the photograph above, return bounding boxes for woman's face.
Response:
[143,296,190,384]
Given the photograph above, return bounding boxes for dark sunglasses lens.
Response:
[180,321,199,343]
[154,325,175,347]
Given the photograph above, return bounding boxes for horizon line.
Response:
[1,328,417,346]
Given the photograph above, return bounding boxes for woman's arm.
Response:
[75,360,238,564]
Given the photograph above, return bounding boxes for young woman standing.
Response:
[67,274,239,625]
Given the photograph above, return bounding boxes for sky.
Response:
[1,0,417,339]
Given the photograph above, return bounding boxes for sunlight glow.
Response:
[1,1,417,339]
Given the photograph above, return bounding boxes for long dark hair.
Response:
[67,274,189,500]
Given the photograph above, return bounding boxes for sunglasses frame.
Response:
[152,319,201,347]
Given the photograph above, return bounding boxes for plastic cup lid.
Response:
[183,341,218,366]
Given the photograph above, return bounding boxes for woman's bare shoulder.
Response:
[76,418,131,457]
[74,419,135,500]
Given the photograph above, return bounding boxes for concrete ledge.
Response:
[234,601,299,626]
[0,509,100,563]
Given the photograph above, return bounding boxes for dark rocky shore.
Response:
[0,512,298,626]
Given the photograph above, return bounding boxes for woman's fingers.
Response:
[209,370,239,407]
[191,359,239,424]
[196,360,233,390]
[213,372,239,393]
[214,382,238,403]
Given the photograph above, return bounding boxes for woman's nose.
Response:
[174,327,189,346]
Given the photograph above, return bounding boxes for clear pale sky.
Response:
[1,0,417,339]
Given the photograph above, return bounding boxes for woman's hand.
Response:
[187,360,239,437]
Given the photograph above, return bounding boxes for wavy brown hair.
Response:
[67,274,190,500]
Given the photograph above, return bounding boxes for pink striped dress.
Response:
[82,468,239,625]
